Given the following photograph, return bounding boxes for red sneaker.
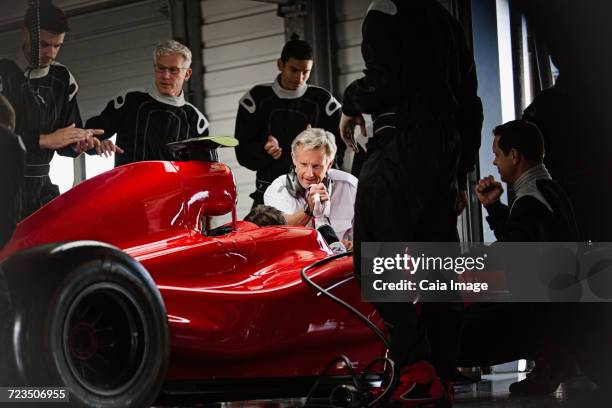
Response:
[388,361,451,407]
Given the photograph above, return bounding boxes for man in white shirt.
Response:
[264,128,357,250]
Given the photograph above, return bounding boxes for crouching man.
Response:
[264,128,357,252]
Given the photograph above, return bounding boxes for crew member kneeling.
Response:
[264,128,357,253]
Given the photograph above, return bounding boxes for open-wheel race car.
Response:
[0,137,387,407]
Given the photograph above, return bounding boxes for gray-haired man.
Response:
[86,40,209,166]
[264,127,357,251]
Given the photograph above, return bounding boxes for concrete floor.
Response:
[452,373,602,407]
[175,372,605,407]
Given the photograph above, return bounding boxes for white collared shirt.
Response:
[264,169,358,241]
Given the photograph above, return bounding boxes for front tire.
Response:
[12,255,169,407]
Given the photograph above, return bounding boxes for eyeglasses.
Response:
[154,64,188,75]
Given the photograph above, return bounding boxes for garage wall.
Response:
[201,0,285,217]
[0,0,125,27]
[61,0,171,120]
[333,0,369,96]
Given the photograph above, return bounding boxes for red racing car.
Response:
[0,138,386,407]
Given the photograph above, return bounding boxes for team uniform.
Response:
[86,89,209,166]
[0,54,82,220]
[342,0,483,382]
[235,78,344,207]
[459,165,580,395]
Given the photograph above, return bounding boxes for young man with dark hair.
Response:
[23,0,69,35]
[235,36,345,208]
[0,1,105,220]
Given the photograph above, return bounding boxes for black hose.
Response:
[300,252,396,407]
[300,252,389,349]
[361,357,395,406]
[303,354,360,407]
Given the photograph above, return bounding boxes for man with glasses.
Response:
[87,40,209,166]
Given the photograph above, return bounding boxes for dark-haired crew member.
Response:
[87,40,209,166]
[339,0,483,405]
[476,120,578,242]
[0,2,106,220]
[244,205,286,227]
[459,120,579,396]
[235,36,345,208]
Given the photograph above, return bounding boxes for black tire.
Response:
[11,254,169,407]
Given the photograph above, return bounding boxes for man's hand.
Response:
[92,138,125,157]
[308,183,330,209]
[455,190,468,215]
[340,113,366,153]
[72,134,96,153]
[341,239,353,251]
[40,123,104,150]
[264,135,282,159]
[475,175,504,207]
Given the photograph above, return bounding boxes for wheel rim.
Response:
[62,282,148,396]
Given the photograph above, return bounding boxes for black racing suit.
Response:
[0,58,82,220]
[235,77,345,207]
[342,0,483,379]
[459,178,580,377]
[86,90,210,167]
[0,126,25,248]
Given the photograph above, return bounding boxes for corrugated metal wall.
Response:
[63,1,170,120]
[333,0,369,96]
[201,0,285,217]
